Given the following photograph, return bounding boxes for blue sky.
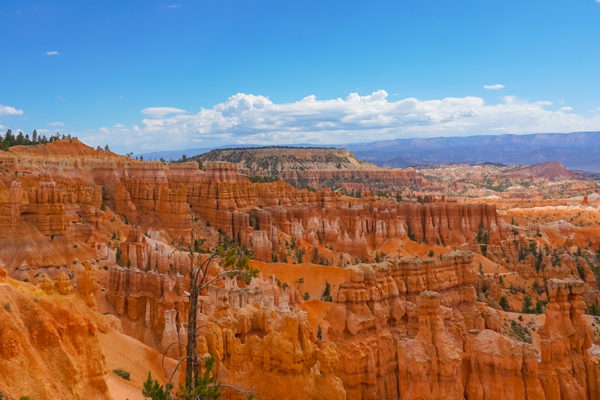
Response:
[1,0,600,153]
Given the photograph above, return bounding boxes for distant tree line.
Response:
[0,129,71,151]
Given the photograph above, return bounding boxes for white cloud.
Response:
[166,4,182,8]
[559,106,573,112]
[78,90,600,153]
[45,51,59,56]
[0,105,23,116]
[483,84,505,90]
[48,121,64,127]
[141,107,186,118]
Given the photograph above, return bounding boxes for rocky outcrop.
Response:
[538,278,600,400]
[397,291,463,400]
[326,252,499,399]
[197,305,346,400]
[106,264,188,348]
[463,329,546,400]
[0,268,109,400]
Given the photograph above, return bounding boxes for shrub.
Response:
[3,303,11,312]
[113,368,130,381]
[116,247,123,266]
[587,304,600,316]
[522,295,533,314]
[499,296,510,311]
[535,300,547,314]
[480,244,487,257]
[321,281,333,302]
[507,320,532,344]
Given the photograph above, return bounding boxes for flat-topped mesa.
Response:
[195,146,429,192]
[202,161,249,183]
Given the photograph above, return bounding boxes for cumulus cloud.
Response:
[78,90,600,153]
[45,51,59,56]
[141,107,186,118]
[0,105,23,116]
[483,84,505,90]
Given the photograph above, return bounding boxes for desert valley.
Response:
[0,136,599,399]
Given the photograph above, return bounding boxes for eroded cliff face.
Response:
[538,279,600,400]
[324,252,501,400]
[1,140,599,400]
[0,267,109,400]
[0,139,509,272]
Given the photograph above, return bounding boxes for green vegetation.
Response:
[113,368,131,381]
[479,244,487,257]
[321,281,333,302]
[116,246,123,266]
[194,239,207,253]
[535,300,547,314]
[3,303,11,312]
[295,248,306,264]
[522,295,533,314]
[507,320,532,344]
[375,252,387,263]
[248,175,278,183]
[576,263,586,280]
[142,356,221,400]
[317,325,322,340]
[340,188,362,198]
[474,224,489,243]
[0,129,71,151]
[499,296,510,311]
[587,304,600,316]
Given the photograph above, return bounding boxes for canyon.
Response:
[0,139,599,399]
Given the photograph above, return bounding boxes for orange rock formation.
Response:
[1,140,599,400]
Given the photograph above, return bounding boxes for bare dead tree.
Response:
[145,235,257,399]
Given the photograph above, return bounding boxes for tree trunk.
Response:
[186,262,199,387]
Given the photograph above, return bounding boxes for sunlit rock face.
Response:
[1,140,599,400]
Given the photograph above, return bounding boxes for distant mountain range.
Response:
[139,131,600,172]
[346,131,600,172]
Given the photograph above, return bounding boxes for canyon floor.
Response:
[1,140,600,399]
